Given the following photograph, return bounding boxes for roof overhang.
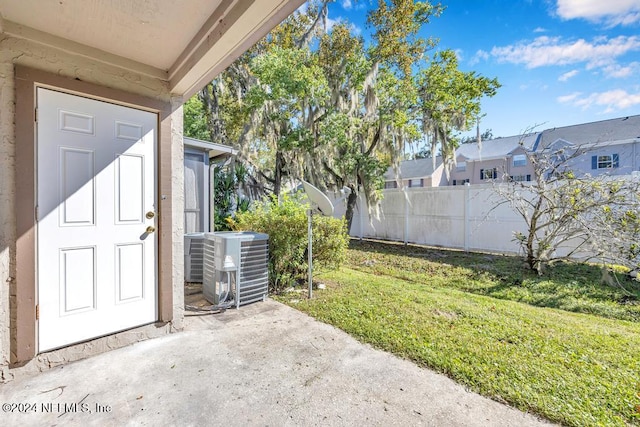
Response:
[566,138,640,151]
[184,137,237,158]
[0,0,305,99]
[465,155,508,162]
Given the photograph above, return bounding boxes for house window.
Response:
[384,181,398,189]
[480,168,497,180]
[452,179,469,186]
[456,162,466,172]
[513,154,526,167]
[408,178,424,188]
[592,154,619,170]
[510,174,531,182]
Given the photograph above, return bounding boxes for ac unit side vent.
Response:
[185,233,205,282]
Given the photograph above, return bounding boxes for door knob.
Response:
[146,226,156,233]
[146,211,155,219]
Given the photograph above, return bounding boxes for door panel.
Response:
[60,148,95,226]
[37,88,158,352]
[115,243,145,302]
[115,154,144,223]
[59,247,96,314]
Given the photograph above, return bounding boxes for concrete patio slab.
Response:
[0,300,553,426]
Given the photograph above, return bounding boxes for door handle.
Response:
[146,226,156,233]
[146,211,155,219]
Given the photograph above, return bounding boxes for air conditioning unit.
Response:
[203,231,269,308]
[184,232,205,282]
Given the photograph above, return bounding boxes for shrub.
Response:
[213,163,250,231]
[230,193,349,293]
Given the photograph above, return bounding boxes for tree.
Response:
[304,1,446,231]
[212,162,251,231]
[303,23,421,231]
[183,96,211,140]
[417,50,500,173]
[183,0,500,233]
[413,146,432,159]
[245,46,328,196]
[189,1,330,197]
[493,140,640,276]
[460,129,493,144]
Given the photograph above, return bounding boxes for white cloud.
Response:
[454,49,464,61]
[557,89,640,112]
[326,16,340,31]
[558,69,579,81]
[533,27,547,33]
[350,23,363,36]
[324,16,361,35]
[557,92,582,103]
[602,61,640,78]
[556,0,640,26]
[469,49,489,65]
[341,0,353,10]
[490,35,640,69]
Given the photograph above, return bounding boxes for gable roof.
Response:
[384,157,443,181]
[455,133,539,161]
[535,114,640,151]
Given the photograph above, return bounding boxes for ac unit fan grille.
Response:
[202,232,269,307]
[239,240,269,305]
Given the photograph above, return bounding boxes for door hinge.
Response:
[35,304,39,320]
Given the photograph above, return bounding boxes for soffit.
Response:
[0,0,305,97]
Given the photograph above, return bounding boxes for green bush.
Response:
[213,162,251,231]
[230,193,349,293]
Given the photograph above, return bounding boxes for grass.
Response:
[275,239,640,427]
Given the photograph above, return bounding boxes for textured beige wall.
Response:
[0,37,16,375]
[170,100,185,330]
[0,33,185,380]
[0,35,170,101]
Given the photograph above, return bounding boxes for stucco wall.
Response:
[171,100,185,330]
[0,33,184,379]
[0,36,16,374]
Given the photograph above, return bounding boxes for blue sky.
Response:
[326,0,640,139]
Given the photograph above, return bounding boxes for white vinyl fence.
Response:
[330,174,640,260]
[331,184,573,257]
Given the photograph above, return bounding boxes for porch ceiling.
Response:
[0,0,304,98]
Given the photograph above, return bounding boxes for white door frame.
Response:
[13,66,176,363]
[36,87,159,351]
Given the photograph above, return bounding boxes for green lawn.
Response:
[275,239,640,427]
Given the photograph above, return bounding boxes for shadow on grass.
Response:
[347,238,640,322]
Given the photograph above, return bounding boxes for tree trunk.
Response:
[527,196,544,274]
[274,150,285,197]
[344,185,358,235]
[199,83,225,142]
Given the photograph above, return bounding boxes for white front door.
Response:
[37,88,158,352]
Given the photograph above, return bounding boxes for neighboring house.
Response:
[383,157,446,189]
[0,0,304,377]
[184,138,236,234]
[534,115,640,178]
[390,114,640,190]
[450,133,540,185]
